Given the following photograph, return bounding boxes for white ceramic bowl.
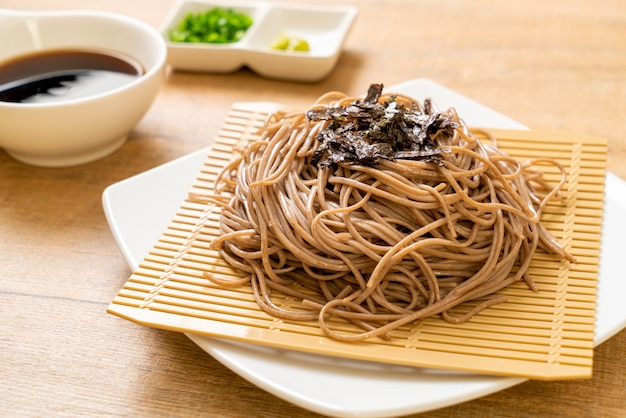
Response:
[161,1,357,82]
[0,9,167,167]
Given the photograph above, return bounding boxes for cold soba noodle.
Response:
[196,84,574,342]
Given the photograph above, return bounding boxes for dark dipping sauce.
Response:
[0,49,144,104]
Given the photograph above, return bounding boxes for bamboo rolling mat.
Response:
[108,102,608,380]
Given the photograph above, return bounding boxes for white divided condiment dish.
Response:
[160,0,358,81]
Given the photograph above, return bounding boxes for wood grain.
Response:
[1,0,625,417]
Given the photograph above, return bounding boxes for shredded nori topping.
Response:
[307,83,458,169]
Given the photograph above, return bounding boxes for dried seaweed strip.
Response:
[308,83,458,168]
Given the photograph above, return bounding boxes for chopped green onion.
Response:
[169,8,253,44]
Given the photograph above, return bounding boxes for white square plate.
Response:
[103,79,626,417]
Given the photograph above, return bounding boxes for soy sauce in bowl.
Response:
[0,49,144,104]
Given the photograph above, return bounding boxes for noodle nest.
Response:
[197,88,574,342]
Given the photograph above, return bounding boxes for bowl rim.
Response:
[0,8,168,108]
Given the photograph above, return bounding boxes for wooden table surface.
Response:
[2,1,625,417]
